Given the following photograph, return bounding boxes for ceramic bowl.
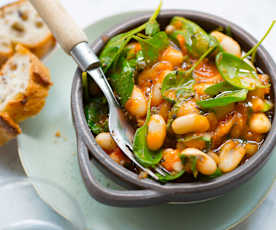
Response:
[71,10,276,207]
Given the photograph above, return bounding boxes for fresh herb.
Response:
[216,52,264,90]
[100,34,133,73]
[168,16,218,57]
[161,70,195,102]
[110,58,135,106]
[133,97,163,167]
[197,89,248,108]
[161,46,216,102]
[145,20,160,36]
[134,31,169,65]
[85,97,108,135]
[145,0,162,36]
[204,81,237,96]
[99,1,162,73]
[215,21,275,91]
[156,170,185,182]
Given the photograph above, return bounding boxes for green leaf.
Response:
[85,97,108,135]
[204,81,237,96]
[262,100,273,112]
[201,168,223,180]
[110,58,135,106]
[197,89,248,109]
[135,31,169,65]
[100,34,132,73]
[99,1,162,73]
[180,155,198,178]
[133,97,163,167]
[216,52,264,90]
[156,170,185,182]
[178,133,212,151]
[161,70,195,102]
[161,45,216,102]
[145,20,160,36]
[169,16,217,57]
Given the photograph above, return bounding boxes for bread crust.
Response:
[1,45,52,123]
[0,0,56,61]
[0,112,21,146]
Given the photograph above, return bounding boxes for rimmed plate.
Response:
[18,11,276,230]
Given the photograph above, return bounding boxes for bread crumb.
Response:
[55,130,61,137]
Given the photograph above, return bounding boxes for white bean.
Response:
[151,82,163,106]
[160,46,184,67]
[147,114,166,151]
[218,140,246,173]
[249,113,271,134]
[211,31,241,57]
[172,113,210,134]
[180,148,217,175]
[125,85,147,117]
[95,132,117,152]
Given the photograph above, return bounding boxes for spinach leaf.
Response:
[209,168,223,178]
[134,32,169,65]
[204,81,237,96]
[262,100,273,112]
[178,133,212,151]
[180,155,198,178]
[99,1,162,73]
[145,20,160,36]
[169,16,217,57]
[197,89,248,109]
[200,168,223,180]
[145,0,161,36]
[161,45,216,102]
[216,52,264,90]
[110,58,135,106]
[133,97,163,167]
[157,170,185,182]
[161,70,195,102]
[100,34,132,73]
[85,97,108,135]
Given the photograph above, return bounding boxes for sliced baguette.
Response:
[0,44,52,124]
[0,112,21,146]
[0,0,56,65]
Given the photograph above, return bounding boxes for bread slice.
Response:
[0,0,56,65]
[0,44,52,124]
[0,112,21,146]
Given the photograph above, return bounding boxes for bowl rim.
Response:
[71,9,276,195]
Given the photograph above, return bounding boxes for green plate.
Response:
[18,11,276,230]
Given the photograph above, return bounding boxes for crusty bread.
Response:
[0,112,21,146]
[0,0,56,65]
[0,44,52,124]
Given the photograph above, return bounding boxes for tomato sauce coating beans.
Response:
[85,12,274,182]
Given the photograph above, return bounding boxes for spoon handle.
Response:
[30,0,87,54]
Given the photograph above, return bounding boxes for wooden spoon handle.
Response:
[30,0,88,54]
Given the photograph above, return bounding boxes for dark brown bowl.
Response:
[71,10,276,207]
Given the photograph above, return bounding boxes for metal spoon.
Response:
[30,0,170,180]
